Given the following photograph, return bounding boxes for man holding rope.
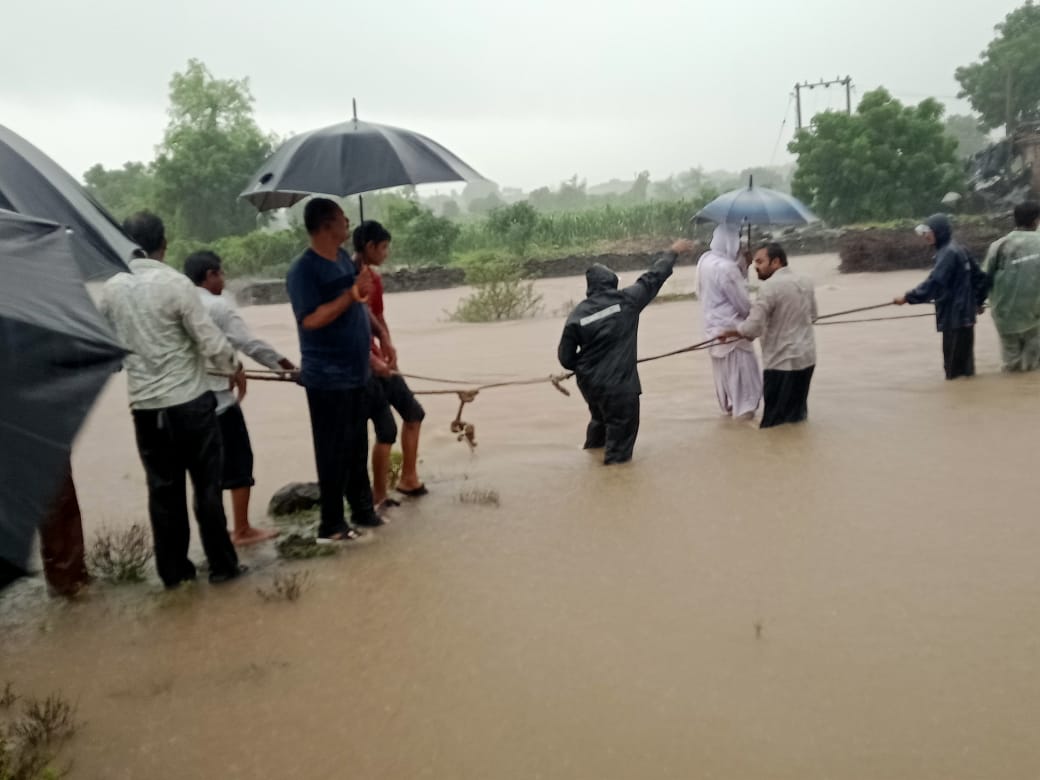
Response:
[720,242,817,429]
[286,199,381,542]
[558,238,694,464]
[893,214,988,380]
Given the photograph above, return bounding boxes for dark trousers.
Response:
[942,326,975,379]
[40,461,90,596]
[132,392,238,587]
[761,365,815,429]
[305,387,375,535]
[582,392,640,465]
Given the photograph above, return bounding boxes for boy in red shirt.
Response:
[353,221,428,512]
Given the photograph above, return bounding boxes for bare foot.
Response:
[232,526,281,547]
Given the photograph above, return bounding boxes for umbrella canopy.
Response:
[0,210,126,586]
[694,176,818,227]
[239,117,486,212]
[0,124,137,280]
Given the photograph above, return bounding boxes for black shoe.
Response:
[209,564,249,585]
[353,514,385,528]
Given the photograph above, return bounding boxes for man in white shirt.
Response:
[99,212,246,588]
[697,224,763,419]
[721,243,817,428]
[185,250,296,546]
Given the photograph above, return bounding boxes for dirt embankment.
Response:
[838,216,1011,273]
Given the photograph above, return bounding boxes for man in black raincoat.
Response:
[558,239,694,464]
[894,214,989,379]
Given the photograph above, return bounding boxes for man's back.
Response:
[985,230,1040,334]
[101,258,233,410]
[559,255,675,396]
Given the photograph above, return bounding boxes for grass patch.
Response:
[275,534,337,561]
[257,571,311,603]
[457,488,501,507]
[0,686,79,780]
[86,524,152,584]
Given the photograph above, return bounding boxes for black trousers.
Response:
[305,386,376,535]
[582,392,640,465]
[942,326,975,379]
[132,392,239,587]
[761,365,815,429]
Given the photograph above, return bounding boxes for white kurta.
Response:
[696,225,762,417]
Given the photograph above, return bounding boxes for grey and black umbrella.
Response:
[240,103,485,213]
[0,210,126,587]
[0,124,137,280]
[693,175,818,247]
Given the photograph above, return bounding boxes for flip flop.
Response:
[396,484,428,497]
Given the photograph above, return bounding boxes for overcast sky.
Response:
[0,0,1020,192]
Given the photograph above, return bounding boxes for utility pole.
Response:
[794,76,853,131]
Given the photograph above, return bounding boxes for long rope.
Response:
[225,301,938,448]
[815,312,934,326]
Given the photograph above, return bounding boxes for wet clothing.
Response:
[558,252,677,463]
[217,403,255,490]
[100,258,238,410]
[583,393,640,464]
[997,327,1040,373]
[711,351,763,418]
[306,387,377,535]
[198,288,287,413]
[131,391,239,588]
[39,462,90,597]
[738,266,818,428]
[760,366,815,429]
[943,327,976,379]
[738,267,817,371]
[905,215,989,333]
[904,215,988,379]
[367,374,426,445]
[286,248,371,390]
[983,229,1040,371]
[697,224,762,416]
[288,247,375,533]
[100,257,240,587]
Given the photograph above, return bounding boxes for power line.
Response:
[770,93,795,165]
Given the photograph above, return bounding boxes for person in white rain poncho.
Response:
[696,224,763,418]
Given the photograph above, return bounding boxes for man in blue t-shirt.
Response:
[286,198,381,540]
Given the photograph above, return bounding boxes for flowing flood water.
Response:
[3,254,1040,779]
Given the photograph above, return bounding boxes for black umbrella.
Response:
[0,124,137,281]
[0,210,126,587]
[239,102,485,214]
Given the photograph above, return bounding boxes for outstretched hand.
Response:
[671,238,697,255]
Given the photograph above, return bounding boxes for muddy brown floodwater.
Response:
[4,254,1040,779]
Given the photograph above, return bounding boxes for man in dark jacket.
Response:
[894,214,989,379]
[558,238,694,464]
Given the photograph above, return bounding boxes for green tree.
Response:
[383,199,460,264]
[485,201,539,255]
[152,59,274,242]
[788,88,963,224]
[955,2,1040,133]
[83,161,157,220]
[943,114,991,159]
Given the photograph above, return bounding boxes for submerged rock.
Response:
[268,482,321,517]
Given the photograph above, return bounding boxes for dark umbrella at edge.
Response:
[0,124,137,280]
[0,210,126,586]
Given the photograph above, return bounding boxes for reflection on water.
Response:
[4,256,1040,779]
